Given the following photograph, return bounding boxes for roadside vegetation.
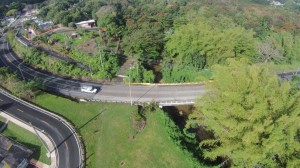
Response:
[6,30,91,79]
[0,67,40,99]
[0,116,5,124]
[33,0,300,83]
[33,93,205,168]
[3,0,300,83]
[42,29,122,79]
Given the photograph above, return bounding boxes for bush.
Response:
[162,65,212,83]
[125,63,155,83]
[68,22,76,28]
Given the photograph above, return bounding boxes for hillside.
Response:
[2,0,300,83]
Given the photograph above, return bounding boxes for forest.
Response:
[33,0,300,82]
[1,0,300,82]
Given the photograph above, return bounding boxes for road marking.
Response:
[17,108,23,112]
[0,99,2,101]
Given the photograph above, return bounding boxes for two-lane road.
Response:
[0,89,83,168]
[0,28,206,168]
[0,34,207,104]
[94,84,206,104]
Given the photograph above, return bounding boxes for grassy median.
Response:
[0,116,5,123]
[33,93,202,168]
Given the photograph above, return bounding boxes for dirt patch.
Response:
[133,120,146,132]
[77,39,97,54]
[120,161,125,167]
[130,107,147,140]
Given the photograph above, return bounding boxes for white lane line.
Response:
[0,99,3,101]
[17,108,23,112]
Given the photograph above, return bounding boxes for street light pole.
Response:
[29,122,51,158]
[18,61,25,80]
[129,68,132,106]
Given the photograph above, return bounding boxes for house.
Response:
[270,1,284,6]
[34,20,53,31]
[75,20,96,28]
[0,135,33,168]
[24,9,38,17]
[27,27,37,39]
[70,32,80,39]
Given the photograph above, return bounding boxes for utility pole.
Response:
[98,29,104,67]
[29,122,51,158]
[97,43,103,67]
[136,63,138,75]
[18,61,25,80]
[295,67,300,76]
[129,66,133,106]
[89,59,93,77]
[63,33,67,48]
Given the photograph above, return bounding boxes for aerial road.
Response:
[0,33,207,105]
[0,88,83,168]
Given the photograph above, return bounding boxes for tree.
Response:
[125,63,155,83]
[257,41,282,63]
[68,22,76,28]
[186,58,300,167]
[251,0,271,5]
[165,19,258,69]
[122,27,164,60]
[6,9,17,17]
[262,32,300,64]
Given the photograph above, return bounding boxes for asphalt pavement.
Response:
[0,34,207,104]
[0,89,83,168]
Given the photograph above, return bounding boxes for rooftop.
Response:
[75,20,95,25]
[0,135,33,168]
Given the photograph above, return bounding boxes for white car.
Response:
[80,85,97,93]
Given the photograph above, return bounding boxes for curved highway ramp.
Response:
[0,88,84,168]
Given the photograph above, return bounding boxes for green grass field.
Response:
[50,31,96,47]
[33,93,202,168]
[0,116,5,123]
[1,122,51,164]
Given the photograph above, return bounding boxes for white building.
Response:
[75,20,96,28]
[270,1,284,6]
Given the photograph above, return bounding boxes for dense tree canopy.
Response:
[187,59,300,167]
[3,0,300,83]
[165,19,258,68]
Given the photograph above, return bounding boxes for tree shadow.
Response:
[0,102,14,111]
[4,136,42,162]
[51,109,106,158]
[162,105,221,167]
[76,109,105,131]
